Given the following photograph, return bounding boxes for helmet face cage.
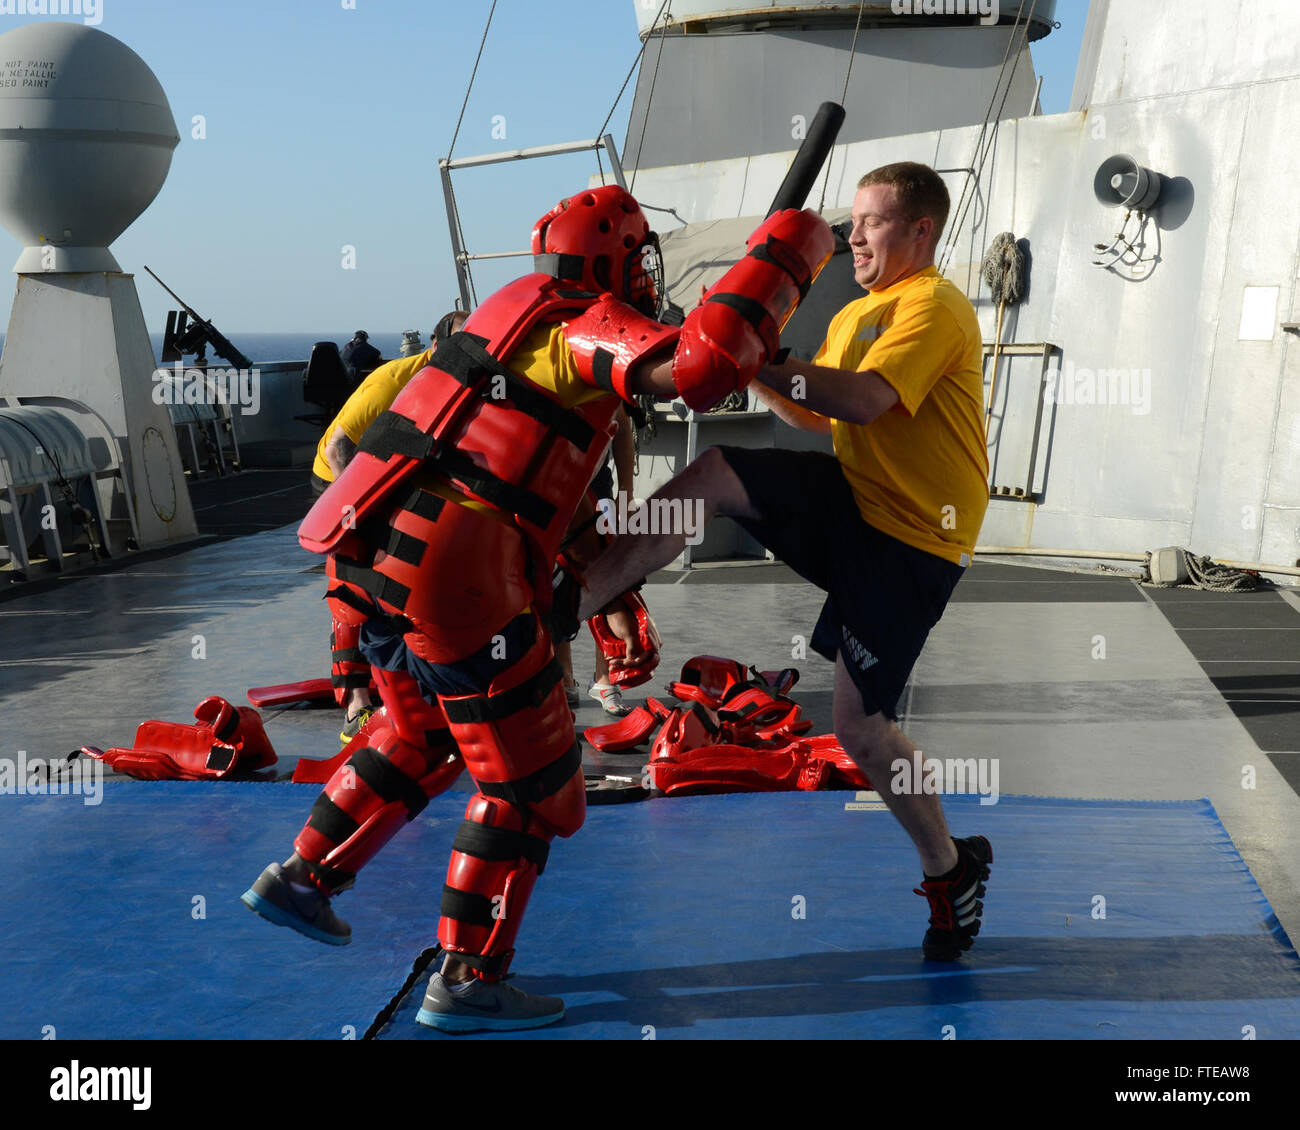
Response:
[625,233,665,320]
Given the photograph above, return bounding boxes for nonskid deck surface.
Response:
[2,469,1299,1037]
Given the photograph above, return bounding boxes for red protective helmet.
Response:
[531,186,663,317]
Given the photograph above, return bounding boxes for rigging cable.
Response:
[445,0,499,308]
[595,0,672,186]
[630,1,672,195]
[939,0,1040,279]
[817,0,867,215]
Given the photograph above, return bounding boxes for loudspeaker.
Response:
[1093,154,1164,211]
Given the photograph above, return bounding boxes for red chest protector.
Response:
[300,275,623,616]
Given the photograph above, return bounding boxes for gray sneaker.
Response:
[240,861,351,946]
[416,971,565,1032]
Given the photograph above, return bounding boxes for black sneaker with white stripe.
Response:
[914,835,992,961]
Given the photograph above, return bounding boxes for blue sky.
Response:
[0,0,1091,334]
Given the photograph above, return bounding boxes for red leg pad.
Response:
[292,717,461,892]
[438,793,554,981]
[437,628,584,832]
[330,618,373,708]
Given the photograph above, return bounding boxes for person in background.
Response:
[309,309,468,744]
[339,330,383,388]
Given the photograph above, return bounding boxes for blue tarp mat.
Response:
[2,784,1297,1039]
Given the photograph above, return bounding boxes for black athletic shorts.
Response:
[590,462,614,503]
[359,611,540,699]
[715,446,965,721]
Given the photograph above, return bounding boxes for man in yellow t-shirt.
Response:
[309,310,467,741]
[579,162,994,963]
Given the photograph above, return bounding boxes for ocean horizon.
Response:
[0,332,419,369]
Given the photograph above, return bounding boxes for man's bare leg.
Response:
[832,654,957,876]
[344,686,372,718]
[579,448,760,619]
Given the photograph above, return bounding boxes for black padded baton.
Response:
[766,101,847,217]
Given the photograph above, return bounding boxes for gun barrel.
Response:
[143,265,200,318]
[144,265,252,370]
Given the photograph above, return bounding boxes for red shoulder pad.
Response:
[564,294,680,403]
[299,449,420,556]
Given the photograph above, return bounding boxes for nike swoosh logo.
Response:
[449,992,502,1013]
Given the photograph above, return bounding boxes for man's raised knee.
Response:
[688,446,756,522]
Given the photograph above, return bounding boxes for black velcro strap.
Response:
[325,583,380,620]
[452,821,551,875]
[441,885,497,928]
[306,858,355,894]
[748,239,812,300]
[383,527,426,568]
[446,949,512,978]
[399,486,446,524]
[206,745,235,772]
[442,657,565,725]
[358,411,437,462]
[331,646,365,664]
[307,795,360,844]
[559,508,603,551]
[425,726,454,749]
[437,333,596,450]
[212,710,240,743]
[707,292,773,334]
[332,672,372,690]
[434,449,557,530]
[476,741,582,808]
[350,747,429,820]
[691,702,720,734]
[590,348,616,393]
[332,556,412,614]
[534,252,585,281]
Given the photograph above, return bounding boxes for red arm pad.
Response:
[586,590,662,688]
[671,208,835,411]
[564,295,681,403]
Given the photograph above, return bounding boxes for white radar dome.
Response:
[0,22,179,273]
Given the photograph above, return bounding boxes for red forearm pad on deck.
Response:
[587,590,662,688]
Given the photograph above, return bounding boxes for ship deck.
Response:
[4,469,1300,1040]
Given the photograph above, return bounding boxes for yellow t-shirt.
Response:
[312,347,437,481]
[815,266,988,565]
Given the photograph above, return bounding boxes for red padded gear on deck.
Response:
[587,590,662,688]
